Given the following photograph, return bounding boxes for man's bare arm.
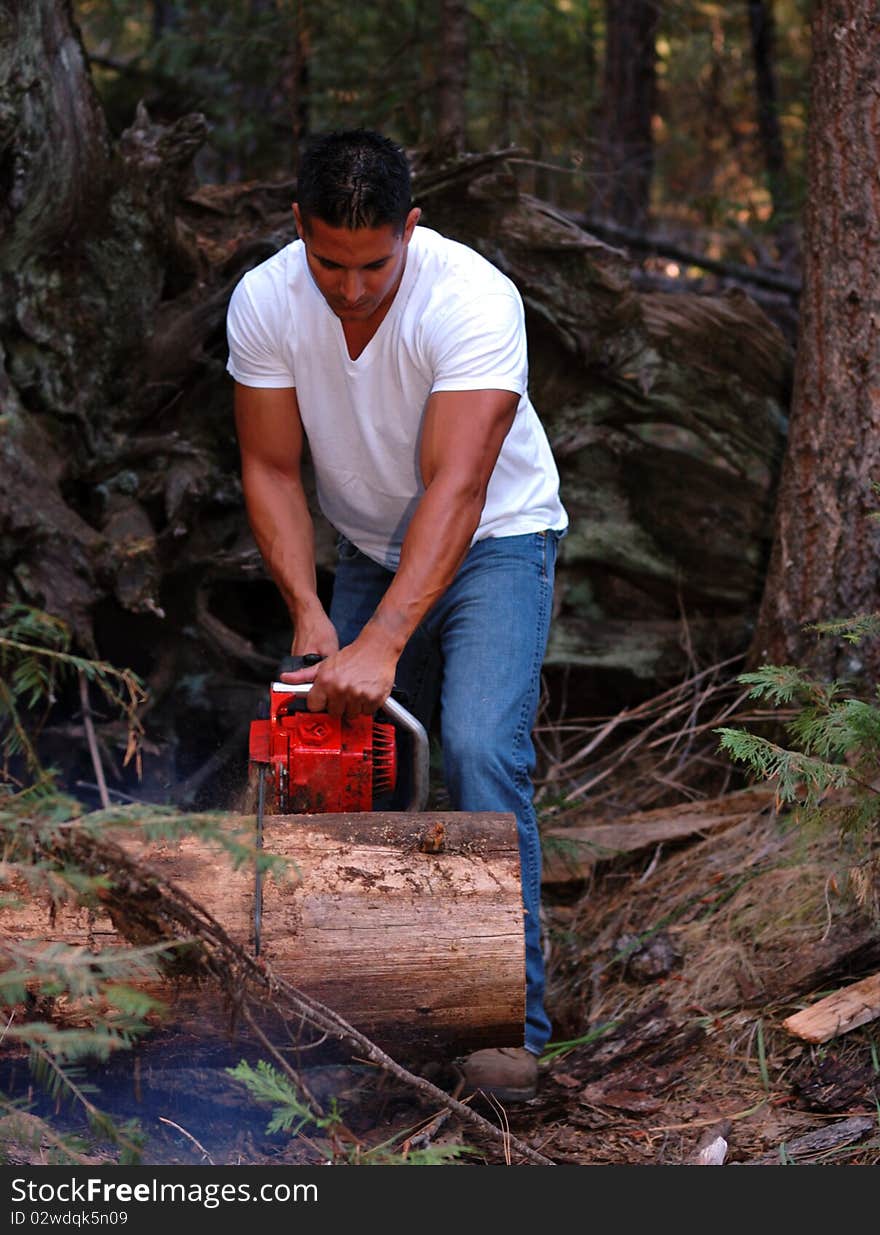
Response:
[301,387,518,715]
[233,383,338,658]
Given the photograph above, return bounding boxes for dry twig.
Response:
[535,655,794,818]
[79,671,110,810]
[158,1117,215,1165]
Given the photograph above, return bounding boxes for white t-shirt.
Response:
[226,225,568,568]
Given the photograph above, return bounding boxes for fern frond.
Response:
[0,604,147,789]
[789,698,880,761]
[227,1059,331,1136]
[23,1044,144,1161]
[715,728,851,805]
[809,612,880,645]
[735,665,836,708]
[1,940,172,1000]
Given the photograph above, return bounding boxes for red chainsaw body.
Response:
[249,683,397,813]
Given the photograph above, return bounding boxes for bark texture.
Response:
[435,0,469,155]
[0,0,209,645]
[748,1,880,682]
[592,0,659,228]
[1,811,524,1054]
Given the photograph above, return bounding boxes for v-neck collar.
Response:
[299,234,419,368]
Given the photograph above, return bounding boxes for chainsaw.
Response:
[248,654,430,954]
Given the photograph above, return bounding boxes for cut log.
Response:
[541,786,775,885]
[782,972,880,1044]
[1,811,524,1058]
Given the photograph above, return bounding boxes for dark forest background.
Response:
[1,1,878,818]
[77,0,810,238]
[3,0,880,1172]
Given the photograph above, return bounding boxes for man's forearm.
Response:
[365,476,484,654]
[293,475,482,714]
[241,461,323,625]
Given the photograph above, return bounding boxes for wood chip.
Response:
[740,1116,875,1165]
[694,1135,729,1166]
[783,972,880,1044]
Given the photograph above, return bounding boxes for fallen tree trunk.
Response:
[541,785,776,885]
[1,811,524,1058]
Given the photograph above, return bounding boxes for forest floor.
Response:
[500,794,880,1168]
[3,775,879,1169]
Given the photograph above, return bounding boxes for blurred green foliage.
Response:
[74,0,810,232]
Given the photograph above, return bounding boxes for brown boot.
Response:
[460,1047,539,1102]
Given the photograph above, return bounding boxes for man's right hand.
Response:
[280,610,340,683]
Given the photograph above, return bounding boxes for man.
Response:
[226,129,568,1102]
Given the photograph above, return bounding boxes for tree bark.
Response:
[592,0,659,228]
[283,1,310,175]
[435,0,469,155]
[0,0,110,263]
[1,812,525,1055]
[748,1,880,683]
[0,0,208,646]
[746,0,797,264]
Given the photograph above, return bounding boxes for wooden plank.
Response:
[541,786,775,884]
[782,972,880,1044]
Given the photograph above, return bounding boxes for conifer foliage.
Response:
[717,613,880,920]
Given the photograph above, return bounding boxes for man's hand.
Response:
[283,624,398,717]
[287,609,340,665]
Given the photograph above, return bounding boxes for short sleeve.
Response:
[428,291,528,396]
[226,275,295,388]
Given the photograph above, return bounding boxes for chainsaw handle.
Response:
[270,682,430,813]
[277,653,324,675]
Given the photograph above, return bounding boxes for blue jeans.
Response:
[330,530,560,1056]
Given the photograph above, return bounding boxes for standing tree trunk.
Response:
[746,0,797,265]
[435,0,469,155]
[592,0,659,228]
[748,1,880,683]
[151,1,181,39]
[285,1,310,175]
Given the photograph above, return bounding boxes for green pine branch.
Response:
[715,727,851,806]
[0,603,146,787]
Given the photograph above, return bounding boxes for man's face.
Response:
[293,205,421,322]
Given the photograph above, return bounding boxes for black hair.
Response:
[296,129,413,234]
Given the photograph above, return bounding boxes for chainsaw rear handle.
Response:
[270,682,430,813]
[277,653,325,675]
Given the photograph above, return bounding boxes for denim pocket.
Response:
[540,529,561,581]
